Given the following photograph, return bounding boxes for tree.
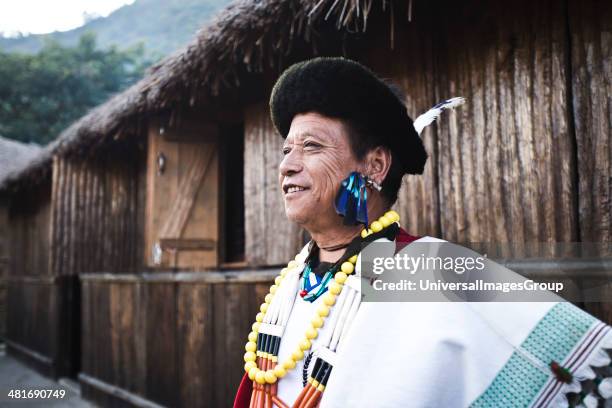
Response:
[0,33,149,144]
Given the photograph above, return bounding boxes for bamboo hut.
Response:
[1,0,610,406]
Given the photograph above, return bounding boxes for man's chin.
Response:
[283,206,307,225]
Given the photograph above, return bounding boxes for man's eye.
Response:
[304,142,321,150]
[282,147,291,155]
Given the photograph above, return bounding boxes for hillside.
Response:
[0,0,231,59]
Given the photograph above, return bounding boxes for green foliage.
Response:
[0,0,231,59]
[0,33,150,144]
[0,0,231,144]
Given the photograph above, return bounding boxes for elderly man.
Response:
[234,58,612,408]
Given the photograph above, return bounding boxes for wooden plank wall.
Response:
[80,272,273,408]
[5,184,58,374]
[244,103,304,266]
[6,278,59,375]
[50,145,145,276]
[569,0,612,322]
[6,140,146,378]
[0,203,10,338]
[358,10,441,238]
[51,143,145,377]
[570,0,611,245]
[7,186,51,278]
[432,0,577,247]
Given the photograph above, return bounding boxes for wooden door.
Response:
[145,121,219,269]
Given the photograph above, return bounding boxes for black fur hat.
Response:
[269,57,427,175]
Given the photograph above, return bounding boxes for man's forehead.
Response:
[285,114,345,143]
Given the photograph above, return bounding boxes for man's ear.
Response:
[365,146,392,185]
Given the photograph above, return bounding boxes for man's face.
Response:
[279,112,361,230]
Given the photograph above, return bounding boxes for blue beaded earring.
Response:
[334,171,369,226]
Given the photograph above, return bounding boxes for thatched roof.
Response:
[4,0,397,189]
[0,136,43,188]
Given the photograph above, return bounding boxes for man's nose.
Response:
[279,148,303,176]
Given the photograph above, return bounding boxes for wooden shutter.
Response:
[145,121,219,269]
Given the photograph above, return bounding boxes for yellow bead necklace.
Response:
[243,210,401,386]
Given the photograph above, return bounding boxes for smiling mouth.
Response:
[283,185,309,195]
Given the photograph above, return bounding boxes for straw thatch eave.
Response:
[3,0,398,190]
[141,0,388,109]
[0,136,43,191]
[0,141,54,192]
